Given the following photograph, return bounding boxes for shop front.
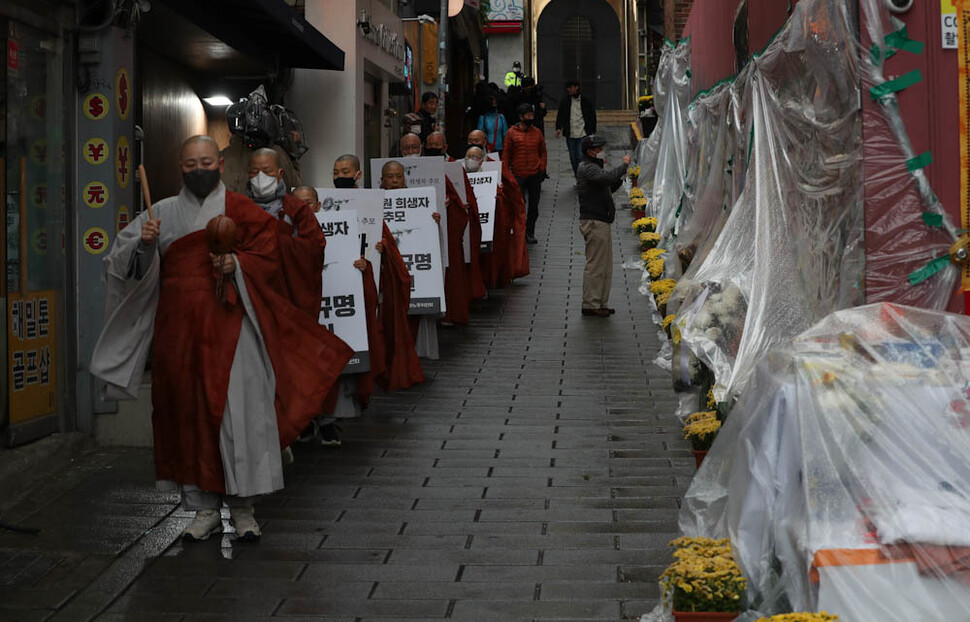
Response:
[2,4,73,446]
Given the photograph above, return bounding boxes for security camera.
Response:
[357,9,371,34]
[885,0,913,13]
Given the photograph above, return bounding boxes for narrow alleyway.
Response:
[0,124,693,622]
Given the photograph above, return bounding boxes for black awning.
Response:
[156,0,345,71]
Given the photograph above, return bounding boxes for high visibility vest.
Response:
[504,71,522,88]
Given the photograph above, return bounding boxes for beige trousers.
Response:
[579,219,613,310]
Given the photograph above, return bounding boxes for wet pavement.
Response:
[0,123,692,622]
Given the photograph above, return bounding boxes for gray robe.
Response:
[90,183,284,498]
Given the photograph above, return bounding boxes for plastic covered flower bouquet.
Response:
[688,282,747,358]
[629,164,641,180]
[661,537,746,618]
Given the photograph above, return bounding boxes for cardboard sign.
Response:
[314,188,384,290]
[382,188,446,315]
[370,156,449,267]
[315,209,370,374]
[467,170,500,246]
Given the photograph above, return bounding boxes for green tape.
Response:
[908,254,951,286]
[885,28,924,55]
[869,70,923,99]
[907,151,933,171]
[922,211,944,228]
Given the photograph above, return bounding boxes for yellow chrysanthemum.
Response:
[642,248,664,261]
[755,615,839,622]
[647,258,665,279]
[661,314,676,329]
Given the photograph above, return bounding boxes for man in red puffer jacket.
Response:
[503,103,547,244]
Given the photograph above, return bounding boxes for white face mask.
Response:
[249,171,279,199]
[465,158,483,173]
[596,151,607,161]
[410,124,422,134]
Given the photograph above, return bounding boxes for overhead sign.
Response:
[383,187,446,314]
[315,209,370,374]
[314,188,385,290]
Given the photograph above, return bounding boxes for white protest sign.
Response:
[370,156,449,267]
[482,160,502,174]
[487,152,501,162]
[314,209,370,374]
[445,164,474,263]
[314,188,384,290]
[382,188,446,315]
[467,170,499,249]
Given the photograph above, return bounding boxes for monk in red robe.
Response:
[91,136,352,543]
[247,148,326,318]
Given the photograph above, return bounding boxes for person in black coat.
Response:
[555,80,597,176]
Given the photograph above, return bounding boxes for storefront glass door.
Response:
[3,18,69,445]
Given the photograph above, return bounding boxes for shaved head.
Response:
[180,135,219,162]
[292,185,318,202]
[335,154,361,172]
[426,131,446,153]
[400,133,422,157]
[250,147,280,168]
[381,161,407,190]
[467,130,487,148]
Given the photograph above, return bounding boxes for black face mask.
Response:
[424,148,443,157]
[182,168,221,199]
[333,176,357,189]
[520,119,533,127]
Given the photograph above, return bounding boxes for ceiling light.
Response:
[203,95,234,106]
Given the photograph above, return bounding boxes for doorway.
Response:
[2,18,69,445]
[536,0,623,110]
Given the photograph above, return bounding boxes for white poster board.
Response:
[482,160,502,174]
[382,188,446,315]
[487,152,501,162]
[370,156,448,267]
[467,170,499,249]
[314,188,384,290]
[314,209,370,374]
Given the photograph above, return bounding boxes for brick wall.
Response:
[663,0,695,41]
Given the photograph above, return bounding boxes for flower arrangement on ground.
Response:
[661,537,746,618]
[633,217,658,234]
[755,615,839,622]
[684,411,721,451]
[629,187,648,213]
[642,248,664,263]
[651,279,677,309]
[640,231,661,250]
[648,257,665,280]
[628,165,641,180]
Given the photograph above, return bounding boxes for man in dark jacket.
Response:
[576,135,631,318]
[555,80,597,176]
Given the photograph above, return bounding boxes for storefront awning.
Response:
[156,0,344,71]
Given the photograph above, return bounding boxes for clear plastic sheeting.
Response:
[636,40,691,195]
[680,303,970,620]
[650,42,692,242]
[858,0,958,307]
[673,0,865,401]
[672,81,747,274]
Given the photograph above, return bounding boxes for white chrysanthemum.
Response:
[705,327,723,341]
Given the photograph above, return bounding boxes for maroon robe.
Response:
[277,194,326,319]
[443,177,473,324]
[152,192,352,494]
[378,223,425,391]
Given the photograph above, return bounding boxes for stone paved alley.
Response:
[0,125,693,622]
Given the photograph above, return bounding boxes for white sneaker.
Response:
[182,509,222,542]
[229,505,261,542]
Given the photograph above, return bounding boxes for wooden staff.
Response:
[138,164,154,220]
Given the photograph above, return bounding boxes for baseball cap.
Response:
[581,135,607,151]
